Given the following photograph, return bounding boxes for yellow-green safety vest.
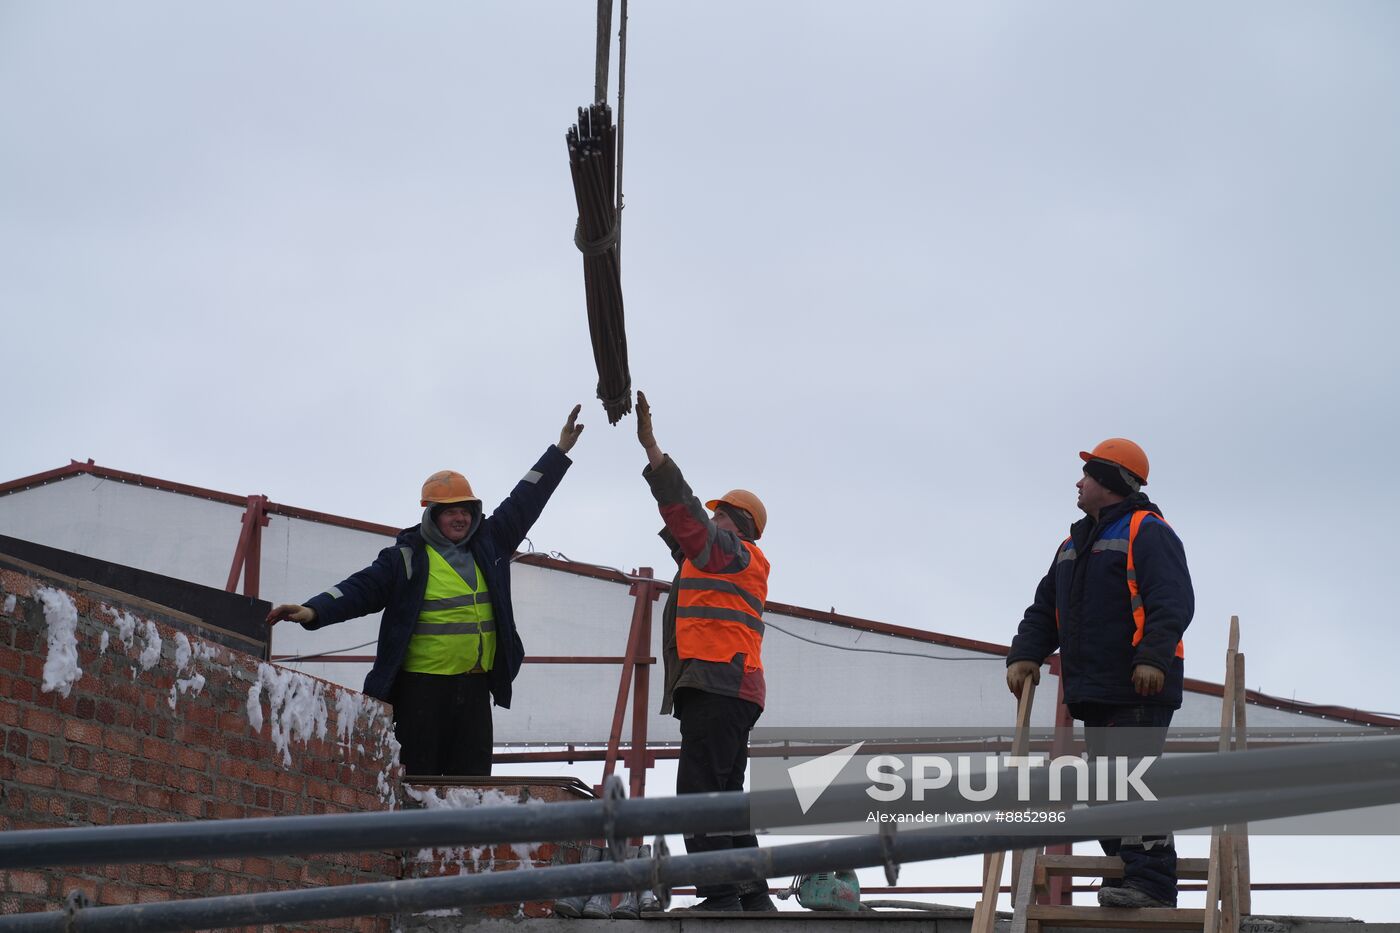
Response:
[401,546,496,675]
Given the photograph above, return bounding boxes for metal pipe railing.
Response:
[3,735,1398,871]
[2,779,1397,932]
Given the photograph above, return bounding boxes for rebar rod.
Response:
[2,780,1397,933]
[3,736,1399,871]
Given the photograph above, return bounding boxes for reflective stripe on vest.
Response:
[401,546,496,675]
[676,540,770,670]
[1127,510,1185,659]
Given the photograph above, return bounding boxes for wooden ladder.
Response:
[972,618,1252,933]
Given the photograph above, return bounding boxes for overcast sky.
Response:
[3,1,1398,915]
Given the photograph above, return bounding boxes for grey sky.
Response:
[2,1,1398,912]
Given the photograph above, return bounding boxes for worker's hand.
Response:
[636,390,656,449]
[1006,660,1041,696]
[266,604,316,627]
[558,403,584,453]
[1131,664,1165,696]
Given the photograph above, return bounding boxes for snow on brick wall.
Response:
[0,564,402,930]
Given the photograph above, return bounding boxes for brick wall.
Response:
[0,562,403,930]
[399,782,594,924]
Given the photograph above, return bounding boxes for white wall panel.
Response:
[1,478,1382,749]
[0,477,245,586]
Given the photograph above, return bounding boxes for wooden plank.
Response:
[1026,904,1207,929]
[973,676,1037,933]
[1009,846,1040,933]
[1035,855,1211,880]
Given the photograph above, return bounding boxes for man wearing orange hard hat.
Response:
[1006,438,1194,909]
[266,406,585,777]
[633,391,774,913]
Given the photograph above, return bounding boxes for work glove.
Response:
[266,604,316,626]
[558,403,585,453]
[1006,660,1041,696]
[1131,663,1165,696]
[635,390,656,449]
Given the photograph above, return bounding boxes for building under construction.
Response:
[1,459,1398,932]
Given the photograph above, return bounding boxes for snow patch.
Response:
[334,690,368,747]
[402,784,540,872]
[166,633,208,709]
[246,683,264,732]
[137,621,162,671]
[247,664,329,767]
[37,587,82,697]
[3,594,15,614]
[99,631,109,654]
[104,605,139,649]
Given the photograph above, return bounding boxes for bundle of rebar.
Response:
[567,102,632,425]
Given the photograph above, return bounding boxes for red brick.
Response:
[8,678,36,704]
[175,795,205,819]
[136,787,173,811]
[4,870,50,895]
[97,778,136,803]
[58,772,100,796]
[63,719,102,746]
[6,729,27,757]
[140,736,172,762]
[28,737,51,762]
[176,747,208,771]
[179,771,212,796]
[103,731,138,755]
[20,654,44,680]
[61,877,100,904]
[15,763,57,787]
[23,707,61,736]
[66,745,91,769]
[98,884,138,906]
[105,753,131,779]
[75,696,96,719]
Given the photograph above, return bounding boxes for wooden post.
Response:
[1204,616,1240,933]
[1232,650,1252,915]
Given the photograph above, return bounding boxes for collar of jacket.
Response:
[1071,492,1164,545]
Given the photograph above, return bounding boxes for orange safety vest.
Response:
[676,540,770,670]
[1127,510,1185,659]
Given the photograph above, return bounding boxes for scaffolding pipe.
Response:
[1,780,1397,933]
[2,735,1399,871]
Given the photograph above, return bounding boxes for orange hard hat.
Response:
[420,470,479,507]
[1079,438,1149,484]
[705,489,767,539]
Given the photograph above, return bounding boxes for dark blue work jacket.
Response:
[1008,494,1194,708]
[302,445,571,708]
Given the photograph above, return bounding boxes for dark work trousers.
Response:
[675,688,764,899]
[1072,702,1177,906]
[389,670,493,777]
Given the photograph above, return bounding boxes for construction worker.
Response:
[1006,438,1193,908]
[266,405,585,777]
[635,391,775,913]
